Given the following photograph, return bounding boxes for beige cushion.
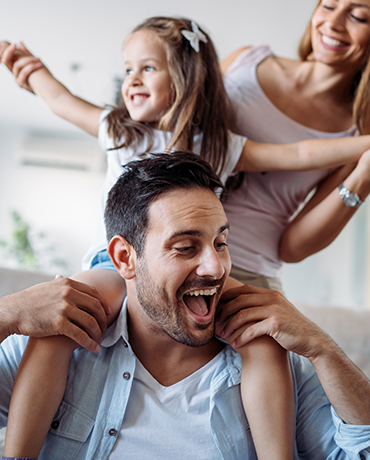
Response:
[297,302,370,378]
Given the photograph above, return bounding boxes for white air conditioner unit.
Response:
[17,131,106,172]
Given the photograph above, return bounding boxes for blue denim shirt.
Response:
[0,299,369,459]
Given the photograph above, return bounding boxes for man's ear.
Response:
[107,236,137,280]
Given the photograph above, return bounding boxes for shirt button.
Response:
[109,428,117,436]
[123,372,131,380]
[122,340,128,348]
[51,420,60,430]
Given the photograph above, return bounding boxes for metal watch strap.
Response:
[338,183,364,208]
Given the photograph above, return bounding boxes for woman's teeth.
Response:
[321,35,346,47]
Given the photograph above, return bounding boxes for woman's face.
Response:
[311,0,370,70]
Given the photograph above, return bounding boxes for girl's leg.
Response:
[4,335,77,458]
[4,269,126,458]
[223,276,295,459]
[237,335,295,459]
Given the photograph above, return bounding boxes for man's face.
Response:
[134,187,231,347]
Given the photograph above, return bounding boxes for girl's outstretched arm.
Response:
[280,149,370,262]
[218,277,295,460]
[4,269,126,458]
[0,41,103,136]
[236,135,370,173]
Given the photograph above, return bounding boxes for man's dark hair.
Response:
[104,151,224,257]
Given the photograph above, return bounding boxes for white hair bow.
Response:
[181,21,208,53]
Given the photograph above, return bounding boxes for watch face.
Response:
[345,194,358,207]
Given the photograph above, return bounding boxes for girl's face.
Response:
[310,0,370,70]
[122,30,173,127]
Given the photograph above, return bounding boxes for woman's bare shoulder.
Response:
[220,46,252,76]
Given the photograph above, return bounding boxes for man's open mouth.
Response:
[183,288,218,319]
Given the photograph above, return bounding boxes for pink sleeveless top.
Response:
[223,45,358,277]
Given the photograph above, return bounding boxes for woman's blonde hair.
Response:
[106,16,234,176]
[298,0,370,134]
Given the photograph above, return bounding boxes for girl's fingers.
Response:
[18,41,33,56]
[12,56,40,78]
[16,62,42,92]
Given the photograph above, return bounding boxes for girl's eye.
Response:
[144,65,155,72]
[125,69,133,76]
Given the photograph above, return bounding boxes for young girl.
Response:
[2,17,370,459]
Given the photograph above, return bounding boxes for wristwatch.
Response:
[338,183,364,208]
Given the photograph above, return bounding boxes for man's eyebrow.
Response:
[167,224,230,241]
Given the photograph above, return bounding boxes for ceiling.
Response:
[0,0,316,135]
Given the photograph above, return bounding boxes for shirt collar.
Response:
[101,297,129,348]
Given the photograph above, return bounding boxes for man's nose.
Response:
[195,247,225,280]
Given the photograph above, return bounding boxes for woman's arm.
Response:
[1,42,103,136]
[280,150,370,262]
[235,136,370,173]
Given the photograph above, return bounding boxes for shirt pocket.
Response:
[49,399,95,441]
[40,399,96,459]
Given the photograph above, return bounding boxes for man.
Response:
[0,152,369,459]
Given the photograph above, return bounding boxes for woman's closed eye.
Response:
[351,14,367,23]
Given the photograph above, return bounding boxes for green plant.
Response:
[0,210,69,273]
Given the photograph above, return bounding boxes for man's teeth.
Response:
[321,35,346,47]
[188,288,217,297]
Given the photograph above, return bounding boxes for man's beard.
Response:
[135,258,222,347]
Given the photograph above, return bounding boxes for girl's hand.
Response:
[0,41,11,61]
[1,41,43,93]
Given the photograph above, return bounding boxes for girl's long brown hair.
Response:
[298,0,370,134]
[106,17,234,176]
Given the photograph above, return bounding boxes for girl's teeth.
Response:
[132,95,147,103]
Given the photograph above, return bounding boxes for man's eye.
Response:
[216,242,228,250]
[175,247,194,253]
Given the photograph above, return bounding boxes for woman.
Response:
[221,0,370,292]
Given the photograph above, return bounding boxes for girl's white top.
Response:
[222,45,358,278]
[82,110,246,270]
